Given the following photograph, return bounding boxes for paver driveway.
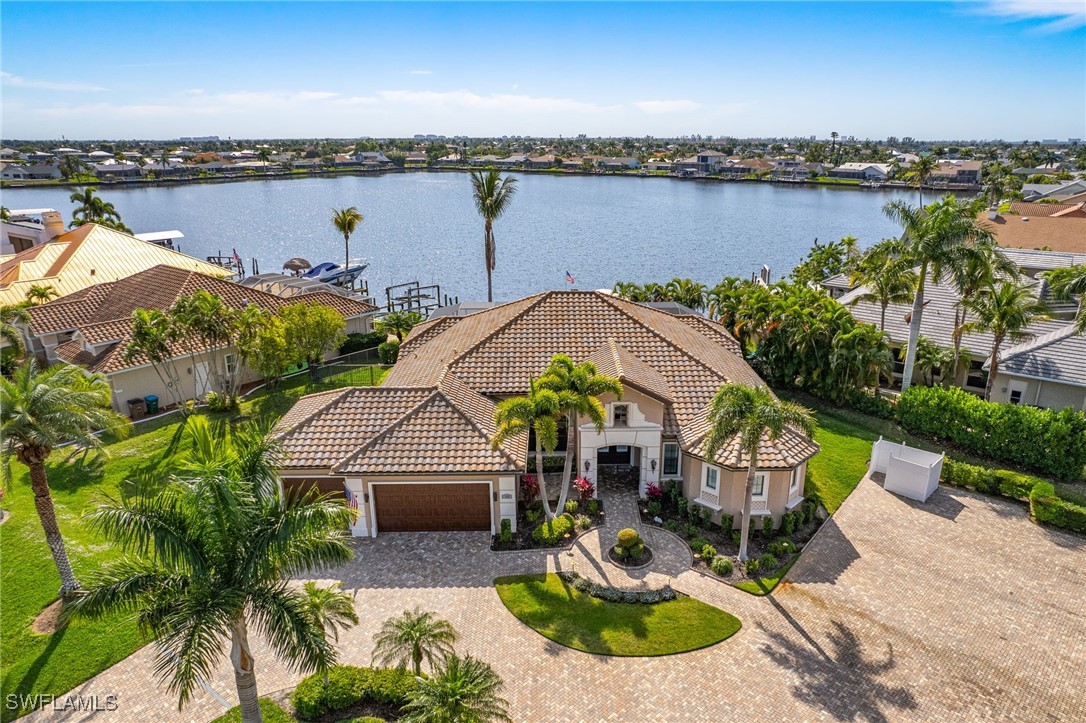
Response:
[28,477,1086,722]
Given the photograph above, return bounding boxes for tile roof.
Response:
[686,424,822,470]
[995,324,1086,388]
[982,212,1086,254]
[276,290,815,474]
[1008,202,1086,218]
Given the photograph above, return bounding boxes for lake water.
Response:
[4,172,922,302]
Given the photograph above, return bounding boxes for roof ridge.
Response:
[271,386,357,441]
[444,291,553,370]
[434,384,521,469]
[331,388,443,472]
[999,323,1078,361]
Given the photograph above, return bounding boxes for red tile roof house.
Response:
[272,291,819,538]
[25,264,378,415]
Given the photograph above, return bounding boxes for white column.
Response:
[498,476,517,532]
[344,478,368,537]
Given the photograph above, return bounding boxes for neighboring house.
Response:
[0,223,233,306]
[828,163,894,180]
[355,151,393,166]
[26,264,378,414]
[273,290,819,537]
[403,152,428,166]
[982,210,1086,254]
[819,272,855,299]
[495,154,529,168]
[526,154,558,168]
[695,150,728,172]
[333,154,362,167]
[433,154,463,166]
[2,163,62,180]
[93,161,141,178]
[1006,202,1086,219]
[987,324,1086,411]
[1012,165,1063,178]
[1,163,28,181]
[0,147,19,160]
[0,209,65,255]
[469,155,502,167]
[928,160,982,185]
[1021,180,1086,202]
[597,157,640,171]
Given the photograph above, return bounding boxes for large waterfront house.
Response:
[23,263,377,414]
[828,163,894,181]
[273,290,819,537]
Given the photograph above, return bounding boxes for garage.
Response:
[373,483,492,532]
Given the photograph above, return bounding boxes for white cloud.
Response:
[408,70,432,75]
[1,71,108,92]
[974,0,1085,31]
[633,99,702,114]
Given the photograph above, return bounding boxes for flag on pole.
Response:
[565,271,575,284]
[232,248,242,265]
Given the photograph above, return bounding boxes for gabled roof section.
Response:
[585,338,673,402]
[686,423,821,470]
[994,324,1086,388]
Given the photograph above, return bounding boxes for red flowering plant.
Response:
[573,476,595,502]
[645,482,663,502]
[521,474,540,501]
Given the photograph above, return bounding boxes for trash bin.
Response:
[127,398,147,421]
[144,395,159,414]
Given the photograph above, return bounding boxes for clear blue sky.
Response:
[2,1,1084,140]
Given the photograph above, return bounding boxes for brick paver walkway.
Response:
[29,476,1086,722]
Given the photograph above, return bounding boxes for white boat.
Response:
[302,261,368,286]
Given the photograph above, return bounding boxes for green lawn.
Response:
[494,574,741,656]
[804,410,880,513]
[0,367,386,721]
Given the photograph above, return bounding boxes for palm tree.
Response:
[331,207,364,288]
[68,187,131,233]
[960,281,1050,400]
[371,607,459,677]
[537,355,622,512]
[831,324,894,399]
[1,360,129,594]
[64,418,353,723]
[946,245,1017,387]
[1046,266,1086,334]
[904,154,937,206]
[469,169,518,302]
[492,377,561,519]
[302,581,359,683]
[25,284,60,306]
[376,310,423,342]
[702,383,815,561]
[663,278,707,311]
[401,653,511,723]
[126,308,188,410]
[0,303,30,355]
[256,148,271,172]
[829,131,839,164]
[848,241,917,331]
[884,196,994,391]
[901,335,949,387]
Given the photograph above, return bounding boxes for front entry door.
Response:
[597,445,640,489]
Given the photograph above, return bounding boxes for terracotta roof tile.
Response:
[585,338,673,402]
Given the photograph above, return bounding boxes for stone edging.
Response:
[604,546,655,570]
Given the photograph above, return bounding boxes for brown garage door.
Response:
[374,483,491,532]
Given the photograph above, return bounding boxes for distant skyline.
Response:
[2,1,1084,141]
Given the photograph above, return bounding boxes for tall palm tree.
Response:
[68,187,131,232]
[25,284,60,306]
[401,653,511,723]
[960,281,1050,401]
[829,131,839,164]
[376,310,423,342]
[371,607,459,677]
[1,360,129,594]
[302,581,359,683]
[946,244,1017,387]
[331,207,364,288]
[537,355,622,512]
[884,196,994,391]
[65,418,353,723]
[256,148,271,172]
[0,303,30,355]
[848,241,917,331]
[702,383,814,561]
[904,154,937,206]
[492,377,561,519]
[469,169,518,302]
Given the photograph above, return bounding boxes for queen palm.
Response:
[25,284,60,306]
[469,169,518,302]
[331,207,364,288]
[1,360,129,594]
[537,355,623,512]
[884,196,994,391]
[848,241,917,331]
[401,653,511,723]
[961,280,1050,401]
[65,418,353,723]
[904,154,937,206]
[371,607,458,677]
[0,303,30,355]
[492,377,561,519]
[702,384,814,561]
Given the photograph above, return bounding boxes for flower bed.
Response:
[491,489,605,551]
[640,480,822,585]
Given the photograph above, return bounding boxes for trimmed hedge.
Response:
[339,331,386,355]
[532,513,575,545]
[1030,482,1086,534]
[377,339,400,364]
[290,665,416,721]
[897,386,1086,481]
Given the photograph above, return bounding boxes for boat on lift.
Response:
[302,260,368,286]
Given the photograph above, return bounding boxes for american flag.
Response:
[232,248,242,265]
[565,270,575,284]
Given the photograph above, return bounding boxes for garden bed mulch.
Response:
[490,498,605,552]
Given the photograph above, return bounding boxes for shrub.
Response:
[210,699,294,723]
[204,391,239,413]
[758,553,780,571]
[587,499,600,516]
[525,508,541,524]
[711,556,733,576]
[718,513,734,532]
[676,496,688,519]
[663,519,680,533]
[845,388,895,419]
[520,474,540,501]
[700,544,717,562]
[897,385,1086,481]
[339,331,386,355]
[533,514,575,545]
[573,476,595,501]
[940,458,1045,501]
[575,514,592,530]
[645,482,663,502]
[1030,482,1086,534]
[617,528,641,548]
[499,518,512,543]
[629,541,646,560]
[290,666,416,720]
[647,500,662,517]
[689,536,709,553]
[730,530,742,547]
[377,339,400,364]
[700,506,713,527]
[565,500,579,515]
[744,558,760,575]
[684,523,699,539]
[780,512,796,537]
[761,514,774,539]
[768,538,796,557]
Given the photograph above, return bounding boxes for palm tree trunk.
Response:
[555,411,577,513]
[880,303,887,332]
[951,308,968,388]
[484,222,494,303]
[28,460,81,595]
[230,618,263,723]
[739,458,756,562]
[985,337,1002,402]
[900,264,927,392]
[412,648,422,677]
[343,233,351,289]
[534,437,554,520]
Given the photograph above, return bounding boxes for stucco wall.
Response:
[990,373,1085,412]
[681,455,802,529]
[107,349,263,413]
